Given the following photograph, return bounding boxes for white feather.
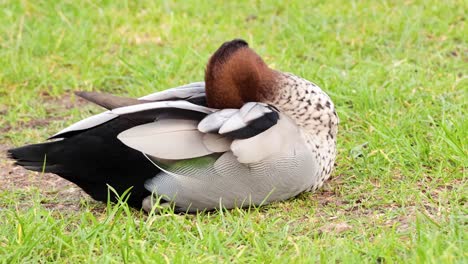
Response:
[217,102,274,135]
[139,82,206,101]
[117,119,213,160]
[218,112,246,134]
[51,83,208,138]
[111,100,216,115]
[202,133,232,152]
[197,109,238,133]
[230,114,299,163]
[51,111,118,138]
[240,102,273,123]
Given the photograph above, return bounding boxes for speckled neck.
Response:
[264,72,338,190]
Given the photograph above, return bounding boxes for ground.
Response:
[0,0,466,263]
[0,143,88,211]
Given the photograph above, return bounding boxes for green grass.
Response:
[0,0,466,263]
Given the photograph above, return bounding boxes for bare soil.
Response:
[0,144,93,211]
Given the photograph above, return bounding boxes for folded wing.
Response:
[116,101,281,163]
[51,82,208,139]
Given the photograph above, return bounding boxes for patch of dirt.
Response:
[298,173,455,235]
[317,222,352,235]
[0,93,107,212]
[0,144,93,211]
[0,91,101,211]
[0,92,92,134]
[40,91,90,110]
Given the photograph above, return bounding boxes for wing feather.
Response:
[117,119,213,160]
[51,82,208,139]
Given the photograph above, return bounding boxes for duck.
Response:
[7,39,338,213]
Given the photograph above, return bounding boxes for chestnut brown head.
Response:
[205,39,276,109]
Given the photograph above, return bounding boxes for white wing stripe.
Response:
[51,111,118,138]
[50,83,208,138]
[139,82,205,101]
[111,100,216,115]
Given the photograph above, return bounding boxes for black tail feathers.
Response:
[7,123,156,208]
[7,142,63,173]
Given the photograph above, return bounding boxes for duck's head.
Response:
[205,39,277,109]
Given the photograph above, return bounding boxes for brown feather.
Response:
[75,91,149,110]
[204,39,277,109]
